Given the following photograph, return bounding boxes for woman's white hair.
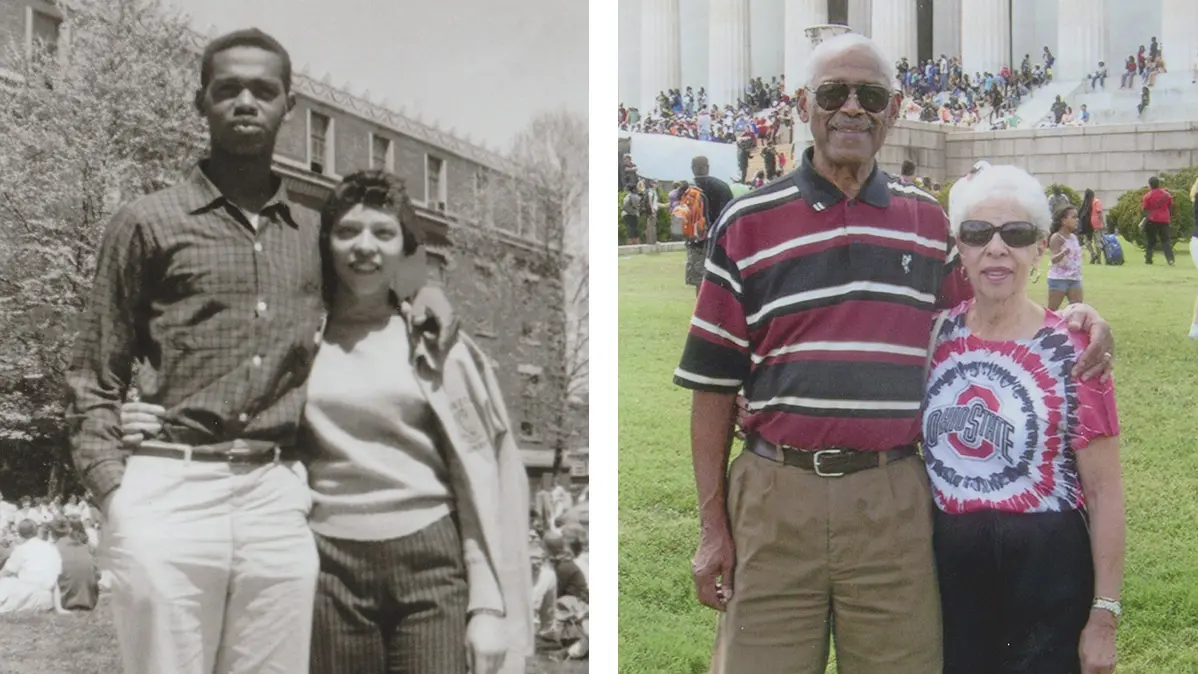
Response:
[947,163,1053,237]
[804,33,896,89]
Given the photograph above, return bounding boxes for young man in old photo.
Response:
[66,29,459,674]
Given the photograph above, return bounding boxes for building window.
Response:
[517,194,534,238]
[425,155,447,211]
[519,365,544,441]
[370,133,392,171]
[473,169,494,223]
[28,8,61,57]
[308,111,333,175]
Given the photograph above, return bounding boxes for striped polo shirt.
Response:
[674,148,974,452]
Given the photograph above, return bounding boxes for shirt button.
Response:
[252,355,263,367]
[253,242,263,253]
[238,413,249,423]
[256,300,267,315]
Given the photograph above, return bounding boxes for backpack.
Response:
[1102,233,1124,265]
[675,186,709,240]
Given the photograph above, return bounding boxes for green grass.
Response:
[618,245,1198,674]
[0,595,586,674]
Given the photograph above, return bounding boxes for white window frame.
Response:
[424,153,448,212]
[25,5,63,59]
[473,168,494,225]
[307,110,335,176]
[368,132,394,172]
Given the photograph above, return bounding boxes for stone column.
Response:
[1161,0,1198,81]
[847,0,872,37]
[639,0,682,112]
[870,0,918,68]
[708,0,751,107]
[932,0,961,61]
[783,0,827,96]
[961,0,1011,76]
[1056,0,1105,82]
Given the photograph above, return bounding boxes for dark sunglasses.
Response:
[808,82,893,113]
[958,220,1042,248]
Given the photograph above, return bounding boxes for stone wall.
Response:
[877,121,950,187]
[874,120,1198,208]
[944,122,1198,206]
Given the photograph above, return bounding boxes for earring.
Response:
[1030,266,1041,284]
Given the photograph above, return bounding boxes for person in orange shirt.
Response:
[1079,189,1102,263]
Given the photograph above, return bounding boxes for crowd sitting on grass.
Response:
[529,472,590,661]
[0,492,103,615]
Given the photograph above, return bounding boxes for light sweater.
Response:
[305,314,453,541]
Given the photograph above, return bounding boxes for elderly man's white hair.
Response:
[804,33,896,89]
[948,163,1053,238]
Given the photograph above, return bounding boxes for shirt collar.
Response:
[178,160,298,228]
[794,146,891,209]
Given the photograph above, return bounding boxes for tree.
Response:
[508,111,589,470]
[455,110,589,471]
[0,0,206,496]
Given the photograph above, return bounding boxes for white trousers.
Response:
[102,455,318,674]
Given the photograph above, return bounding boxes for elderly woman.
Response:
[121,170,531,674]
[927,164,1124,674]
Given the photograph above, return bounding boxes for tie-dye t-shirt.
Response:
[922,301,1119,514]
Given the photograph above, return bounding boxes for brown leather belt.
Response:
[134,439,289,465]
[746,436,918,477]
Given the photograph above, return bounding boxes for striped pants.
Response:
[310,514,469,674]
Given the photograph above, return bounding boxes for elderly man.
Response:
[674,33,1115,673]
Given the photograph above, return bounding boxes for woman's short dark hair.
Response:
[318,170,422,306]
[201,29,292,93]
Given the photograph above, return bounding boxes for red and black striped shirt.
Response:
[674,148,973,452]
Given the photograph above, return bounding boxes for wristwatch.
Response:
[1092,596,1122,619]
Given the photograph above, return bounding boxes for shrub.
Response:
[1044,184,1083,211]
[1108,170,1196,250]
[617,187,673,245]
[617,190,628,244]
[937,179,955,212]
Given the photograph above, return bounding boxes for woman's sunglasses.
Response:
[808,82,893,113]
[957,220,1042,248]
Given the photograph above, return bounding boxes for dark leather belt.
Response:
[746,436,918,477]
[134,440,291,465]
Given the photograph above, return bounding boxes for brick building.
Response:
[1,0,576,468]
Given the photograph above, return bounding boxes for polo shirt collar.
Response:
[794,146,891,209]
[179,160,298,228]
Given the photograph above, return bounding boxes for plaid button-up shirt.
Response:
[67,162,325,500]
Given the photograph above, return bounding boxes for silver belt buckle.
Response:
[224,447,256,465]
[812,449,846,478]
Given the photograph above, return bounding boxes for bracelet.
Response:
[1092,596,1122,619]
[469,608,504,619]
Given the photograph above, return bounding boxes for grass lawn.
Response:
[0,595,586,674]
[618,243,1198,674]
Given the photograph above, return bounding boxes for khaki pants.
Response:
[103,454,319,674]
[710,450,942,674]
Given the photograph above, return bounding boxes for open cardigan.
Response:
[405,308,534,672]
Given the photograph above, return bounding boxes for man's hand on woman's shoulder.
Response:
[1058,304,1114,382]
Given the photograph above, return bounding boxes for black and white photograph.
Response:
[0,0,590,672]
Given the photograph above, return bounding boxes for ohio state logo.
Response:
[925,384,1016,462]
